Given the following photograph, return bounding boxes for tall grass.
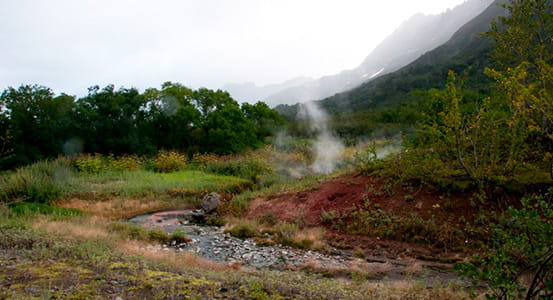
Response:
[0,157,74,204]
[1,156,252,205]
[68,170,252,199]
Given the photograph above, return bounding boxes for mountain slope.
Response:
[221,77,312,104]
[311,0,507,114]
[256,0,493,106]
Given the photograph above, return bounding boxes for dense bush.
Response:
[152,150,187,173]
[195,152,273,182]
[74,154,104,173]
[456,190,553,299]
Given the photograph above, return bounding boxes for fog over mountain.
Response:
[223,0,494,106]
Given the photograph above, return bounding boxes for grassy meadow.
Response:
[0,145,485,299]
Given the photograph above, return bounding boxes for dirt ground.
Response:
[247,173,492,261]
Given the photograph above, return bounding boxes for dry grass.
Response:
[56,197,184,220]
[117,239,241,273]
[291,227,328,251]
[31,216,111,239]
[401,262,424,276]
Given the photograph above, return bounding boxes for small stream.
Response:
[130,209,352,269]
[129,209,463,285]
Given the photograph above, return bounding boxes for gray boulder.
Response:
[202,192,221,214]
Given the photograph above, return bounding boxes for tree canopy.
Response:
[0,83,285,169]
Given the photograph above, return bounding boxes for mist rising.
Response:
[298,102,344,174]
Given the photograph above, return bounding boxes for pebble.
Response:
[130,213,353,269]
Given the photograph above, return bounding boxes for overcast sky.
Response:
[0,0,468,96]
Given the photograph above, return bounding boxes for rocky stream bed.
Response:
[129,209,464,286]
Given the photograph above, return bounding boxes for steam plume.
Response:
[298,102,344,174]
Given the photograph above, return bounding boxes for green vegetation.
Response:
[0,158,74,204]
[7,202,85,218]
[0,83,284,169]
[107,222,191,245]
[0,1,551,299]
[0,156,251,205]
[0,206,470,299]
[456,190,553,299]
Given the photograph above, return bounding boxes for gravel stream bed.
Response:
[129,209,464,286]
[130,210,352,269]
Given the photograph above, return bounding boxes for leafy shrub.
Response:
[74,154,104,173]
[105,154,141,171]
[456,191,553,299]
[353,145,381,174]
[204,154,272,182]
[190,153,220,168]
[147,229,171,244]
[152,150,187,173]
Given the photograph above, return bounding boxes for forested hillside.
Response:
[276,0,508,141]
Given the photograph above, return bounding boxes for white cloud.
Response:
[0,0,468,96]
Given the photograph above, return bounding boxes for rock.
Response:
[180,210,206,223]
[202,192,221,214]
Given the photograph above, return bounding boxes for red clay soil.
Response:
[247,173,500,259]
[248,174,477,227]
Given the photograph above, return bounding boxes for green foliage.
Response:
[392,0,553,193]
[73,85,153,156]
[0,85,75,169]
[168,229,191,244]
[456,191,553,299]
[75,153,143,173]
[271,222,313,249]
[107,222,189,245]
[7,202,84,218]
[241,101,286,140]
[325,200,466,250]
[0,158,73,204]
[74,154,104,173]
[152,150,187,173]
[105,154,141,171]
[204,155,272,182]
[0,81,283,170]
[68,170,252,199]
[408,71,528,188]
[352,144,389,174]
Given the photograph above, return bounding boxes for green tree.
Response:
[72,85,153,155]
[0,85,75,168]
[0,97,12,162]
[192,88,236,117]
[241,101,285,140]
[201,104,259,154]
[143,82,201,153]
[486,0,553,172]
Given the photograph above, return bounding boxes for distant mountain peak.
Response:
[224,0,494,107]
